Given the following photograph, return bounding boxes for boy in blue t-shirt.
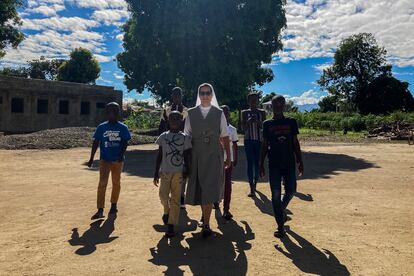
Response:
[87,102,131,219]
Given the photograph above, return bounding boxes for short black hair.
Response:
[247,92,260,100]
[168,110,183,120]
[106,102,120,113]
[171,87,183,95]
[271,95,286,105]
[221,105,229,112]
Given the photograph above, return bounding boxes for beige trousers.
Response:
[159,172,183,225]
[97,160,123,209]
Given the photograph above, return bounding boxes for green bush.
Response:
[124,109,161,130]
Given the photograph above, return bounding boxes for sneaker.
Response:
[162,214,169,225]
[165,224,175,238]
[247,191,256,198]
[91,209,104,220]
[109,207,118,215]
[274,227,286,238]
[223,212,233,221]
[197,216,204,228]
[201,225,212,238]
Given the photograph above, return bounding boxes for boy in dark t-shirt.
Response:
[259,95,304,238]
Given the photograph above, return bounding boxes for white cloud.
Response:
[285,90,323,105]
[91,9,129,25]
[115,33,124,41]
[21,16,100,32]
[278,0,414,67]
[27,4,65,16]
[114,72,124,79]
[313,62,331,73]
[68,0,128,10]
[95,54,112,63]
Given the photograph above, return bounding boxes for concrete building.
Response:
[0,75,122,133]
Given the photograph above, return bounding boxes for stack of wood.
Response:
[368,121,414,141]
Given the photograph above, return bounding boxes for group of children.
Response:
[88,89,303,239]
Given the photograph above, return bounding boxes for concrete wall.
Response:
[0,76,122,133]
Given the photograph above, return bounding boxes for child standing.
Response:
[259,95,304,238]
[221,105,238,220]
[153,111,192,237]
[88,102,131,219]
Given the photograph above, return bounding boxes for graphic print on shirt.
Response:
[269,124,292,143]
[103,130,121,148]
[165,133,185,167]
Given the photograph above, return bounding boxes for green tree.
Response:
[58,48,100,84]
[0,66,28,77]
[318,95,338,112]
[28,58,66,80]
[117,0,286,108]
[357,75,414,114]
[261,92,276,104]
[0,0,24,58]
[318,33,391,110]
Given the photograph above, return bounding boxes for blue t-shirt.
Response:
[93,121,131,161]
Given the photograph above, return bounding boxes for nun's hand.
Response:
[225,158,231,169]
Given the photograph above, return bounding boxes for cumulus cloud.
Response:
[27,4,65,16]
[68,0,128,10]
[114,73,124,79]
[285,90,324,105]
[279,0,414,67]
[2,29,107,66]
[21,16,100,32]
[91,9,129,25]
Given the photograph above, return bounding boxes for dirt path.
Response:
[0,143,413,275]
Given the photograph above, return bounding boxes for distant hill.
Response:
[297,104,319,112]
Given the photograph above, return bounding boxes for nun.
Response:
[184,83,231,238]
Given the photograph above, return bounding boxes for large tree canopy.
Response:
[357,75,414,114]
[28,58,65,80]
[318,33,392,109]
[0,0,24,58]
[58,48,100,84]
[118,0,286,108]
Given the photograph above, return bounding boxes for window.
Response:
[59,100,69,114]
[11,98,24,113]
[37,99,48,114]
[0,96,2,104]
[96,102,106,109]
[80,101,90,115]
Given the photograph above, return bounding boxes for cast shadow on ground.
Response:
[275,227,350,276]
[68,214,118,255]
[148,209,255,276]
[120,147,376,181]
[253,190,293,219]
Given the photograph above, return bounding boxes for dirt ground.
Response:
[0,142,413,275]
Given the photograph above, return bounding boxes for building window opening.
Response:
[37,99,48,114]
[81,101,90,115]
[59,100,69,114]
[11,98,24,113]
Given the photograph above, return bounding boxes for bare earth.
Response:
[0,143,413,276]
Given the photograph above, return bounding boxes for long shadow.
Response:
[122,146,376,181]
[149,210,254,276]
[275,227,350,276]
[68,214,118,255]
[253,190,293,219]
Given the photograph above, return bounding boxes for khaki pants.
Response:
[159,172,183,225]
[97,160,123,209]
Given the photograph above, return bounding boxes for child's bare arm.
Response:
[153,146,163,186]
[232,141,238,167]
[118,140,128,162]
[293,135,304,176]
[259,138,269,177]
[87,140,99,167]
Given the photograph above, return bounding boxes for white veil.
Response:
[196,83,219,108]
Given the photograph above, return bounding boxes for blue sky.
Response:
[2,0,414,107]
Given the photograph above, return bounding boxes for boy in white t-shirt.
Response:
[221,105,238,220]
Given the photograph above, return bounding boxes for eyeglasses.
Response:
[199,91,212,97]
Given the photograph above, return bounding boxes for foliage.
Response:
[357,75,414,114]
[28,58,65,80]
[318,95,337,112]
[285,111,414,133]
[0,0,24,58]
[124,109,161,130]
[58,48,100,84]
[118,0,287,109]
[0,66,28,77]
[318,33,392,111]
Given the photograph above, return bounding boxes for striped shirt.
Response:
[243,109,265,141]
